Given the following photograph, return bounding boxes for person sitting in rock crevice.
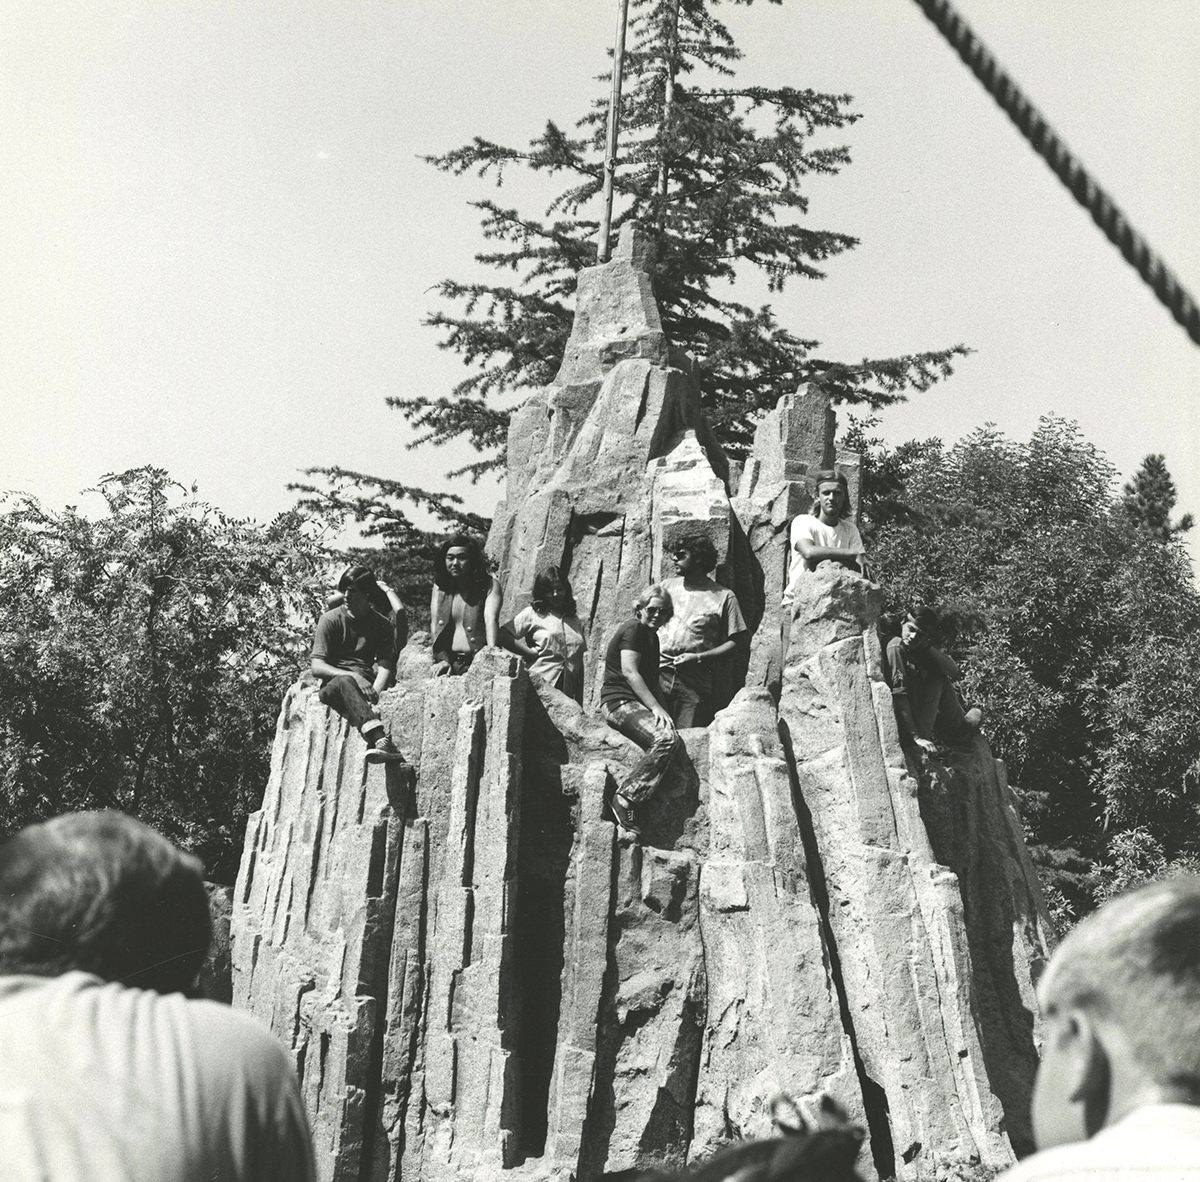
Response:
[505,566,587,703]
[886,605,982,755]
[599,585,680,840]
[657,532,748,727]
[782,469,866,608]
[310,565,407,763]
[430,533,502,676]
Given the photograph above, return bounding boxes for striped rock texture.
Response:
[231,225,1053,1181]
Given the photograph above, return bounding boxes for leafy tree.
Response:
[0,468,331,879]
[301,0,967,566]
[1120,452,1194,541]
[847,417,1200,916]
[288,466,487,609]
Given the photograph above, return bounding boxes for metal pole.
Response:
[597,0,631,263]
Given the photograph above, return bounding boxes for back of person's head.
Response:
[809,469,851,520]
[433,533,490,593]
[1034,877,1200,1148]
[672,531,719,575]
[531,566,577,615]
[0,811,211,995]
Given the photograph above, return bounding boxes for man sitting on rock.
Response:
[997,878,1200,1181]
[886,605,981,754]
[0,810,316,1182]
[311,564,406,762]
[781,469,865,607]
[657,531,748,727]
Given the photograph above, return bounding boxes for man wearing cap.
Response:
[310,565,406,762]
[886,605,982,754]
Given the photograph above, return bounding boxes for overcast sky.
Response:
[3,1,1197,568]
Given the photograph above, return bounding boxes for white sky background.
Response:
[2,1,1197,570]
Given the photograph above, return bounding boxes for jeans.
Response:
[602,701,679,805]
[318,674,380,732]
[658,667,704,728]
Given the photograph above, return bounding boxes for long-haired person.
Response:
[430,534,502,676]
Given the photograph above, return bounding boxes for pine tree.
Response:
[301,0,968,566]
[1120,453,1194,542]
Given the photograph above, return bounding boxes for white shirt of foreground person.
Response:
[0,971,315,1182]
[998,1105,1200,1181]
[781,513,864,606]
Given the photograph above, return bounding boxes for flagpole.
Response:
[597,0,631,263]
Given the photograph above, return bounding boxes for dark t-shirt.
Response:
[311,605,396,678]
[600,618,660,711]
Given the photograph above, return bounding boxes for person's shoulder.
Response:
[182,998,298,1086]
[612,617,648,644]
[994,1135,1148,1182]
[886,635,904,657]
[315,605,348,629]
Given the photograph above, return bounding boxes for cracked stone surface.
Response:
[231,226,1052,1182]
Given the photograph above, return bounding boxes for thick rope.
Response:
[913,0,1200,347]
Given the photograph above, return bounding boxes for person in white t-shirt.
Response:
[0,810,315,1182]
[781,469,865,607]
[996,877,1200,1182]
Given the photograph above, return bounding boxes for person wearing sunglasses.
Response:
[598,585,680,839]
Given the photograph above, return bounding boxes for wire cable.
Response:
[912,0,1200,348]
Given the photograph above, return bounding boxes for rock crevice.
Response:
[232,225,1053,1181]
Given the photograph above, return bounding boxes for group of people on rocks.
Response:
[309,469,980,836]
[4,805,1199,1181]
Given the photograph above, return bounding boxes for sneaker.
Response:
[608,793,642,839]
[365,735,408,764]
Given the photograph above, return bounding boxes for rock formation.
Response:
[231,223,1054,1181]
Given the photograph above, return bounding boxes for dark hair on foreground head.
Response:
[1045,876,1200,1094]
[531,566,577,615]
[808,469,851,521]
[0,810,211,995]
[433,533,491,596]
[672,531,719,575]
